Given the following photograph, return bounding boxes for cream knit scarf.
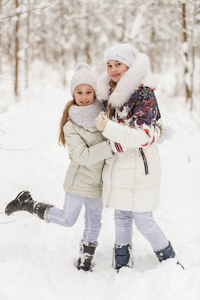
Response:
[69,100,103,127]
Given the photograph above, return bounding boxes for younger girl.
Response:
[5,62,114,271]
[95,43,181,270]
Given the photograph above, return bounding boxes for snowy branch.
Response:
[0,77,29,82]
[0,51,26,61]
[0,0,57,21]
[0,103,15,112]
[0,147,32,152]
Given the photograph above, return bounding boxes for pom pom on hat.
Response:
[71,62,96,95]
[74,62,90,72]
[106,43,139,67]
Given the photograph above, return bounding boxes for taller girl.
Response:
[95,43,181,270]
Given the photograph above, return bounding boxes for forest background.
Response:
[0,1,200,300]
[0,0,200,109]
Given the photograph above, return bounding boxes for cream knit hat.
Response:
[105,43,139,67]
[70,62,96,95]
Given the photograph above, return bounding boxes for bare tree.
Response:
[25,0,31,89]
[14,0,20,98]
[181,2,193,109]
[0,0,199,109]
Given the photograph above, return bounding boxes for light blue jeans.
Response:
[47,192,103,244]
[115,210,169,251]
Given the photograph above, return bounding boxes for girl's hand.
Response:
[155,120,165,138]
[95,112,109,131]
[155,120,173,144]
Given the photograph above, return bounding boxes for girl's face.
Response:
[107,60,128,83]
[74,84,95,106]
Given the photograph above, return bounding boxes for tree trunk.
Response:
[14,0,20,99]
[0,2,2,73]
[150,26,155,73]
[25,1,30,89]
[182,2,193,108]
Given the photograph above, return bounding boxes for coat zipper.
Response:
[139,148,149,175]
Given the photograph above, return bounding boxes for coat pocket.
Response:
[135,145,160,189]
[65,162,80,187]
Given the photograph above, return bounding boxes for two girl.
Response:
[5,62,115,271]
[95,43,181,270]
[5,44,181,272]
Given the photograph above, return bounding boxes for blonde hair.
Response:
[106,80,117,119]
[58,99,75,147]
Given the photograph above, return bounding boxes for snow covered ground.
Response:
[0,62,200,300]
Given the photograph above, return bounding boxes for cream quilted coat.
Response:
[63,120,113,199]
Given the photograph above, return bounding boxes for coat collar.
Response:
[97,53,157,108]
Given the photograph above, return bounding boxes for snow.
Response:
[0,62,200,300]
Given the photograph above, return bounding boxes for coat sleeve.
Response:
[64,123,113,166]
[102,88,160,148]
[131,88,161,126]
[102,121,154,148]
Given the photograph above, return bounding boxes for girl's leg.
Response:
[47,192,84,227]
[113,210,133,270]
[114,209,133,245]
[77,197,103,271]
[83,196,103,244]
[132,211,169,251]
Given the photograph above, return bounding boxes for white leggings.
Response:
[47,192,103,244]
[115,210,169,251]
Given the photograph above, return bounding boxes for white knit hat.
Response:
[70,62,96,95]
[105,43,139,67]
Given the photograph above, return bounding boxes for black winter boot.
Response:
[5,190,52,221]
[154,241,184,269]
[113,244,133,271]
[154,241,175,262]
[77,240,97,271]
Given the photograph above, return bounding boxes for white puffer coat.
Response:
[63,100,113,199]
[97,53,162,212]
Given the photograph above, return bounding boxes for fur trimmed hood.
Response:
[97,53,157,108]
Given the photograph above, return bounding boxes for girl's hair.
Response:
[109,79,117,94]
[58,99,75,147]
[106,80,117,119]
